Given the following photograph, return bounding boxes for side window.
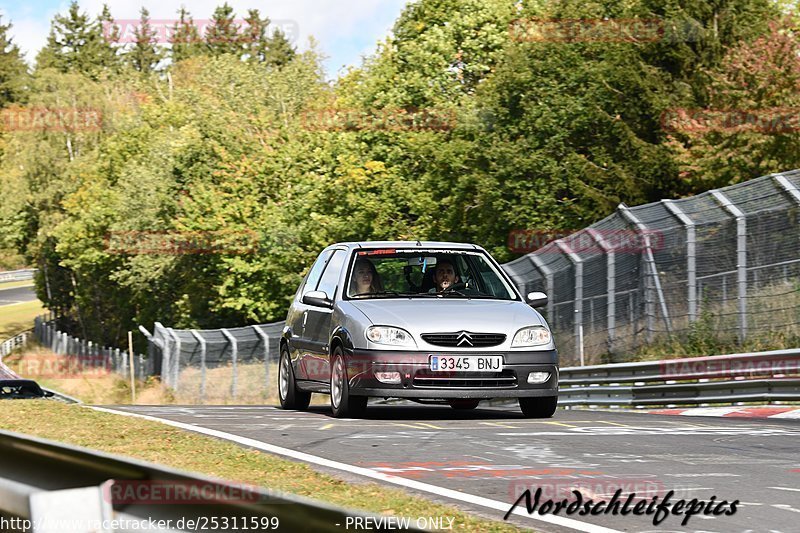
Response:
[302,250,333,296]
[316,250,347,299]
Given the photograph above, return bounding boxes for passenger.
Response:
[429,258,460,293]
[350,259,384,296]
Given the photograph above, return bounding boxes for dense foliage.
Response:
[0,0,796,346]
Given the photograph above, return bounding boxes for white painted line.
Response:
[771,503,800,514]
[768,486,800,493]
[679,407,741,417]
[0,300,37,309]
[89,406,621,533]
[770,410,800,419]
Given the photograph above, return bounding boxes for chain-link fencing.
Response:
[138,321,284,403]
[505,169,800,365]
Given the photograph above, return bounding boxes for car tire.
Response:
[448,399,480,410]
[278,345,311,410]
[330,347,367,418]
[519,396,557,418]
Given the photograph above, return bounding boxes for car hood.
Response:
[348,298,545,333]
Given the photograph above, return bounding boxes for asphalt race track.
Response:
[0,285,36,307]
[105,404,800,533]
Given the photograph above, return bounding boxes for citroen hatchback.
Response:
[279,242,558,418]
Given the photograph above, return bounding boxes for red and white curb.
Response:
[647,406,800,419]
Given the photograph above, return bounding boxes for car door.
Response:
[302,249,347,383]
[291,249,333,380]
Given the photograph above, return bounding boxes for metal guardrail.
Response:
[559,348,800,406]
[0,429,422,532]
[0,269,36,283]
[0,331,29,358]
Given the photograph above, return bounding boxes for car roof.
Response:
[330,241,481,251]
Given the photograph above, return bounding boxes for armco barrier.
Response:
[0,268,35,283]
[559,348,800,406]
[0,331,29,358]
[0,429,423,532]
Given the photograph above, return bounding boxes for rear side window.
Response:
[302,250,333,296]
[316,250,347,298]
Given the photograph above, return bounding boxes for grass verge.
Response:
[0,299,43,339]
[0,401,521,532]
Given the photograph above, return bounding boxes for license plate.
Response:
[429,355,503,372]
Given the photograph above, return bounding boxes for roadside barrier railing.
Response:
[558,348,800,406]
[0,429,423,532]
[0,331,29,358]
[0,268,36,283]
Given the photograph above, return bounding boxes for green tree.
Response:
[127,8,161,73]
[0,16,28,107]
[205,3,242,57]
[169,7,203,63]
[265,28,296,68]
[666,17,800,190]
[241,10,296,67]
[241,9,270,64]
[35,1,119,79]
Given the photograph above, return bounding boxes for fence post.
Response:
[252,326,271,398]
[221,329,238,399]
[711,190,748,343]
[191,330,207,403]
[587,228,616,352]
[167,328,182,390]
[556,240,584,365]
[618,204,672,341]
[663,200,697,323]
[774,173,800,204]
[529,255,555,323]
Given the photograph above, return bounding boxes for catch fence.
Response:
[138,321,284,402]
[505,169,800,364]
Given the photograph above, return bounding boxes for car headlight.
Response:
[511,326,551,347]
[366,326,416,347]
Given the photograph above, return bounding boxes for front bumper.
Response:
[345,348,558,399]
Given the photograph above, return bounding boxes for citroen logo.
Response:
[456,331,473,347]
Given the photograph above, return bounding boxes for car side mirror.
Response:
[526,291,548,308]
[303,290,333,309]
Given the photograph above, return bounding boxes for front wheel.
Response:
[330,348,367,418]
[278,346,311,410]
[519,396,557,418]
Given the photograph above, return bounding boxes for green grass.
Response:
[0,299,43,339]
[0,402,523,532]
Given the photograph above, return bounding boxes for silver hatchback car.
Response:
[279,242,558,418]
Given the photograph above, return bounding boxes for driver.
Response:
[429,258,460,293]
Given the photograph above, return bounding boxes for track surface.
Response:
[108,404,800,532]
[0,285,36,307]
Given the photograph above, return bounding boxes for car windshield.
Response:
[345,249,518,300]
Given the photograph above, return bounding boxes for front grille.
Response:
[413,369,517,388]
[421,331,506,348]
